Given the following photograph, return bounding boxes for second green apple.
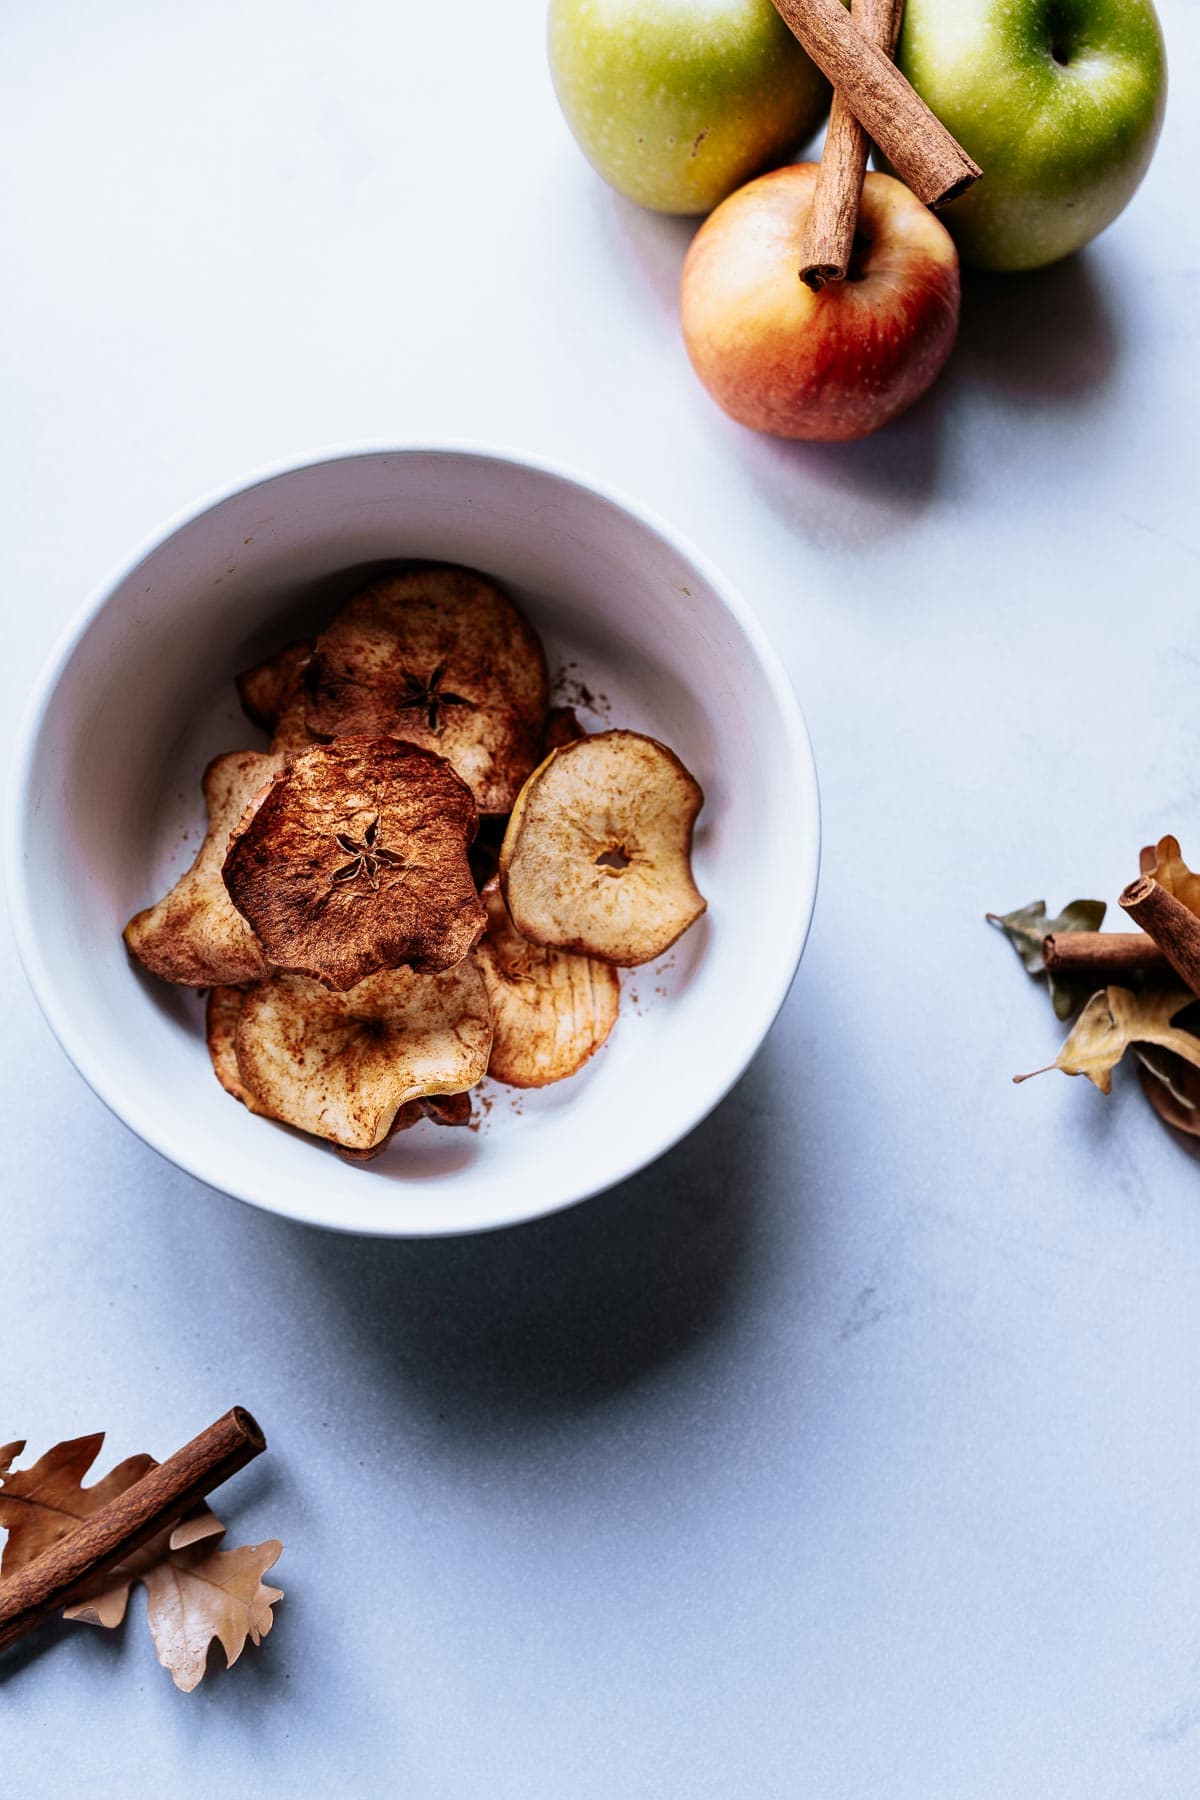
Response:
[897,0,1166,270]
[548,0,829,215]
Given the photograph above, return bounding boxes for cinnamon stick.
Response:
[0,1406,265,1653]
[1119,876,1200,998]
[769,0,981,209]
[800,0,903,289]
[1042,932,1170,981]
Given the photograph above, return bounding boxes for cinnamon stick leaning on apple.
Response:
[799,0,905,288]
[769,0,980,211]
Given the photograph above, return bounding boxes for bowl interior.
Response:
[11,450,818,1234]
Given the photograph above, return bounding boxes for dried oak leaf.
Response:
[0,1434,158,1578]
[475,876,619,1087]
[500,731,706,967]
[0,1434,279,1691]
[1015,986,1200,1094]
[986,898,1107,1021]
[233,962,492,1152]
[305,567,549,814]
[1140,835,1200,914]
[124,751,283,986]
[141,1534,283,1693]
[222,735,486,991]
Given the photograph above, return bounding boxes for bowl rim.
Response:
[4,439,821,1237]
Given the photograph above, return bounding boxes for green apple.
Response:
[896,0,1167,271]
[547,0,830,216]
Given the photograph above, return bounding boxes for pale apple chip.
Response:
[500,731,706,967]
[124,751,284,987]
[222,735,486,991]
[475,877,619,1087]
[305,567,549,813]
[232,963,492,1153]
[208,983,471,1156]
[336,1090,474,1164]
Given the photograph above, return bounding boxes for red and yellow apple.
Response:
[680,164,961,441]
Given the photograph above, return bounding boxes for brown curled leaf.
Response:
[1140,836,1200,916]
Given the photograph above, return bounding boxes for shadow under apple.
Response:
[722,376,947,553]
[954,251,1120,403]
[593,185,698,324]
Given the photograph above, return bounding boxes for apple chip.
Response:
[475,877,619,1087]
[222,736,486,991]
[542,705,586,755]
[305,567,549,813]
[236,641,320,756]
[124,751,283,986]
[232,963,492,1152]
[422,1090,473,1128]
[208,985,473,1157]
[236,642,313,732]
[205,985,267,1115]
[336,1091,475,1163]
[500,731,706,967]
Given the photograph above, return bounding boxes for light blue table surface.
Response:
[3,2,1199,1793]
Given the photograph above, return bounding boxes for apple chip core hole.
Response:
[595,846,632,873]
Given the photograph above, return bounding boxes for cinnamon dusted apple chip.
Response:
[236,642,321,755]
[542,705,586,755]
[236,642,313,732]
[222,736,486,991]
[205,986,267,1115]
[337,1091,474,1164]
[305,567,549,813]
[475,878,619,1087]
[124,751,284,986]
[500,731,706,967]
[209,983,471,1157]
[422,1090,473,1128]
[232,963,492,1153]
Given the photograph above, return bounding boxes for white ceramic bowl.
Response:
[7,447,819,1236]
